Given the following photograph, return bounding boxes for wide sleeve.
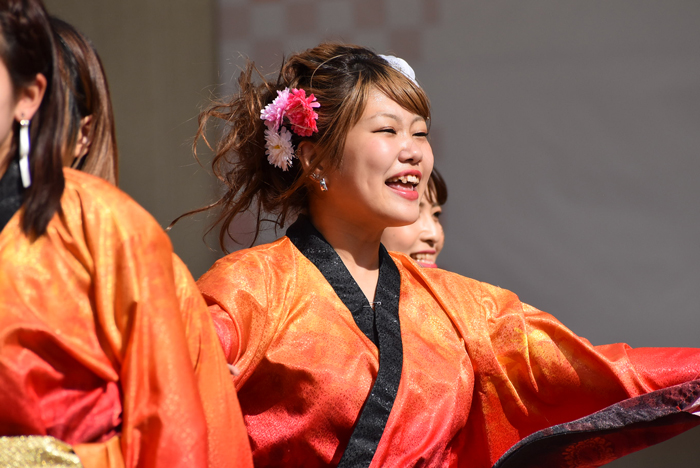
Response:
[492,299,700,421]
[198,262,269,370]
[171,254,252,468]
[197,243,294,383]
[412,262,700,465]
[79,180,232,468]
[90,217,208,468]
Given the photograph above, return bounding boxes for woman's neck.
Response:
[309,205,384,303]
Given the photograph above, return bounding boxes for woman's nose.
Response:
[399,137,424,164]
[420,217,440,246]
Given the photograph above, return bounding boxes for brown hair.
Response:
[0,0,67,237]
[426,168,448,206]
[189,43,431,251]
[51,17,118,184]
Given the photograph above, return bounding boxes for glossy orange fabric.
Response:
[0,169,251,468]
[198,236,700,468]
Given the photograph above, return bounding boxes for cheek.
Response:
[0,117,14,155]
[343,134,390,167]
[338,148,384,193]
[0,102,14,143]
[436,223,445,252]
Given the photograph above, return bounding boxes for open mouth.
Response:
[410,252,437,268]
[385,174,420,191]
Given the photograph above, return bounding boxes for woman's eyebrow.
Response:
[368,113,426,124]
[368,112,400,121]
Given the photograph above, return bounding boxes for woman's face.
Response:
[320,89,434,232]
[381,194,445,267]
[0,60,18,170]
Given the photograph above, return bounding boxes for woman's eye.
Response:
[433,209,442,219]
[414,131,429,138]
[375,128,396,134]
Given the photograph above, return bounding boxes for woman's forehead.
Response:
[361,90,427,123]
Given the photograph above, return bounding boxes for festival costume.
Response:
[0,163,252,468]
[199,217,700,468]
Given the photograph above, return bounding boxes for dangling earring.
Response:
[310,173,328,192]
[19,119,31,188]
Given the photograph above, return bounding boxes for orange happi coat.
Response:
[0,168,251,468]
[198,218,700,468]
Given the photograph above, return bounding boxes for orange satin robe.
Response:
[0,169,252,468]
[199,234,700,468]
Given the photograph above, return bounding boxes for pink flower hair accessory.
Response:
[260,87,320,171]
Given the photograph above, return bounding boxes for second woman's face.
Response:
[381,196,444,268]
[323,89,434,232]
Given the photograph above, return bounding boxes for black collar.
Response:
[286,216,403,468]
[286,216,399,346]
[0,157,24,233]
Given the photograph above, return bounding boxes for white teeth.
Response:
[388,174,420,185]
[411,253,434,262]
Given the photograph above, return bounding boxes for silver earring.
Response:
[310,173,328,192]
[19,119,31,188]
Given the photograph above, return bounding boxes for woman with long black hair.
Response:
[0,2,251,466]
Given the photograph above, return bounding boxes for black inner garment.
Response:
[286,216,403,468]
[0,157,25,233]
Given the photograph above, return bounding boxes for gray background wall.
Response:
[47,0,700,465]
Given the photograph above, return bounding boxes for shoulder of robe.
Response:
[61,168,170,246]
[197,236,296,301]
[389,251,526,320]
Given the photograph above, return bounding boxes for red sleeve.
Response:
[208,302,240,365]
[624,346,700,389]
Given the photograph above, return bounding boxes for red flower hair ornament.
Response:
[260,88,320,171]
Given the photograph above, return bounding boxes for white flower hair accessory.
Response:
[378,54,419,87]
[260,87,320,171]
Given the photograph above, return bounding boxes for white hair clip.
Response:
[378,54,419,87]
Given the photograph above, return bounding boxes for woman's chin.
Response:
[384,212,421,228]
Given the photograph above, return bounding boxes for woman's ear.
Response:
[74,115,93,158]
[14,73,47,122]
[297,141,324,177]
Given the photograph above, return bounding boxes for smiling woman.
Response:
[192,43,700,468]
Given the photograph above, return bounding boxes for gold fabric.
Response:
[199,235,700,467]
[0,169,251,468]
[0,436,82,467]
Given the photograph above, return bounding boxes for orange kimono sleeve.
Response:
[73,174,244,468]
[52,228,218,468]
[483,289,700,463]
[413,261,700,466]
[171,255,252,468]
[199,249,282,374]
[91,216,209,468]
